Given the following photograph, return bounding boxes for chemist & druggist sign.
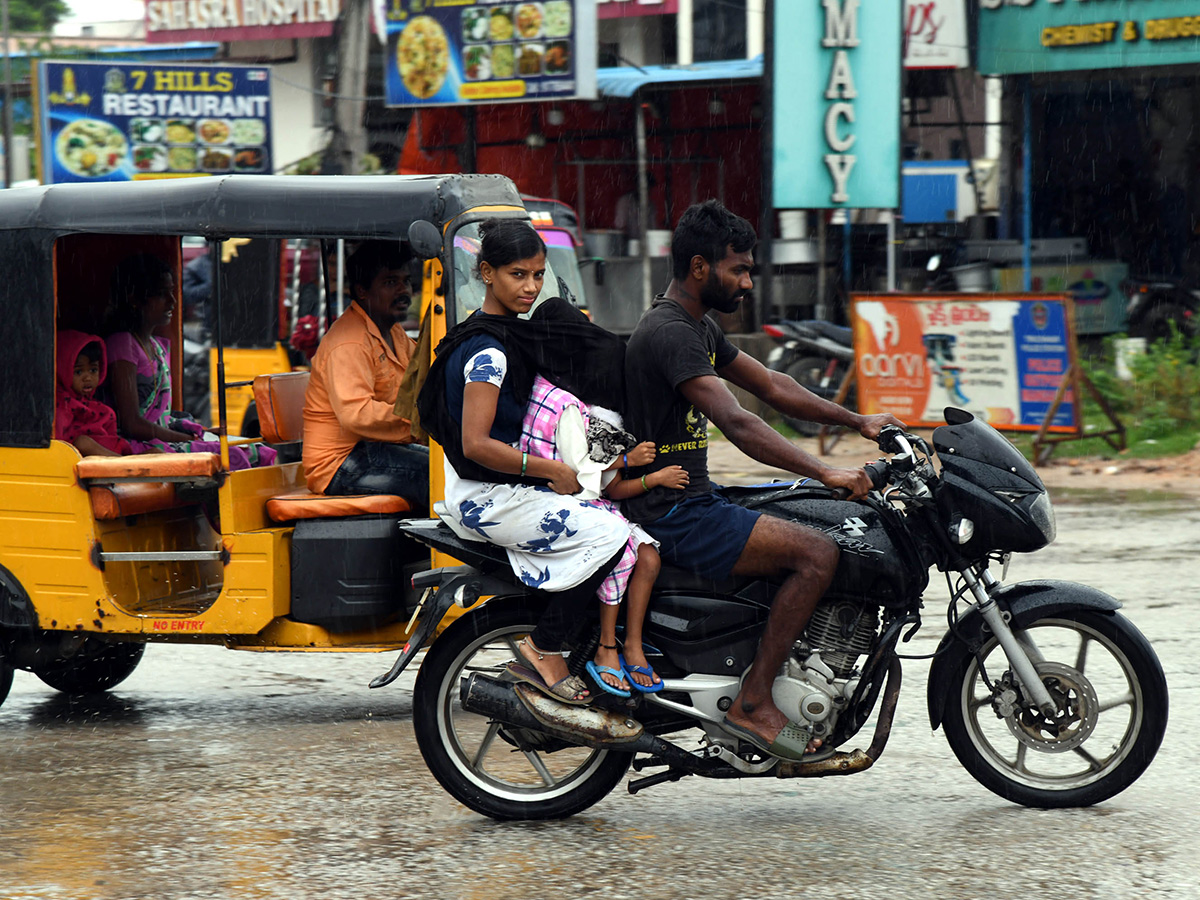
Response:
[36,61,272,184]
[851,293,1078,432]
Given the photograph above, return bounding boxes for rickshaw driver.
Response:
[622,200,905,760]
[302,240,430,512]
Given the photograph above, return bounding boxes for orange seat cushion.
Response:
[265,490,411,522]
[254,371,309,444]
[88,483,186,520]
[76,452,222,481]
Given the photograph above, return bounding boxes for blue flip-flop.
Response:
[586,660,631,698]
[620,654,664,693]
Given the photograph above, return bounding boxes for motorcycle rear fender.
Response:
[925,579,1121,730]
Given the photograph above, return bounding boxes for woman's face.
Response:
[480,252,545,316]
[140,273,176,330]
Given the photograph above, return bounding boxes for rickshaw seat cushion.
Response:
[88,482,186,520]
[254,371,310,444]
[266,490,410,522]
[76,452,223,481]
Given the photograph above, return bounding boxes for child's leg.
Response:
[622,543,661,687]
[593,600,629,692]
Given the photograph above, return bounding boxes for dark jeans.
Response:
[325,441,430,513]
[530,546,626,653]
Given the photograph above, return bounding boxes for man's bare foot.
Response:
[726,695,823,755]
[593,644,629,693]
[621,645,661,689]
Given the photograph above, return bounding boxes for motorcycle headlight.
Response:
[1028,491,1056,543]
[949,516,975,545]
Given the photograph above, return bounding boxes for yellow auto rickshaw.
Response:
[0,172,571,705]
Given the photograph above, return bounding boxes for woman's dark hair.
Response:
[346,240,413,297]
[107,253,175,333]
[670,199,757,280]
[475,219,546,280]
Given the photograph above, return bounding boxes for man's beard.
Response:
[700,272,743,314]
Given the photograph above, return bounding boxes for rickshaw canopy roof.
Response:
[0,173,524,240]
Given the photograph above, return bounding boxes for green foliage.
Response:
[1072,327,1200,457]
[9,0,71,32]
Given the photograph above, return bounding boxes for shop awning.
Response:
[596,55,763,98]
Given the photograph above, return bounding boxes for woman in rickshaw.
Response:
[105,252,275,469]
[420,220,635,705]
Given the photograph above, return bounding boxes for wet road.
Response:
[2,493,1198,899]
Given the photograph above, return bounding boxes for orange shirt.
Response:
[302,302,419,493]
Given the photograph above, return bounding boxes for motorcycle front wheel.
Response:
[941,611,1167,808]
[412,596,632,821]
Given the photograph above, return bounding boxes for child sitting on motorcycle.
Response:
[104,253,275,470]
[54,330,132,458]
[521,374,688,695]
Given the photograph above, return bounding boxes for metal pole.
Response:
[759,0,774,327]
[1023,76,1032,292]
[2,0,12,189]
[636,94,650,314]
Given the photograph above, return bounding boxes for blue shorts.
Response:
[642,492,761,580]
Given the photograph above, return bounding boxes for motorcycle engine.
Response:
[770,600,879,740]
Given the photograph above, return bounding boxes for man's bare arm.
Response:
[718,351,904,440]
[679,374,872,498]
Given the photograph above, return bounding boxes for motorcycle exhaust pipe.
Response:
[776,656,903,778]
[460,673,725,775]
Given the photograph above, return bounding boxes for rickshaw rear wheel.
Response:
[34,640,145,695]
[413,596,631,821]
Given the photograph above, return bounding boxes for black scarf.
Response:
[417,298,627,485]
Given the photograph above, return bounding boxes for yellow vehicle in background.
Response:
[0,172,566,706]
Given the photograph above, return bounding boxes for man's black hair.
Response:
[107,253,175,334]
[670,199,757,280]
[346,240,413,297]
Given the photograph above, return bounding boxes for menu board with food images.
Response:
[35,61,272,184]
[384,0,597,107]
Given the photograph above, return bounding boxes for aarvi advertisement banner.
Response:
[851,294,1077,432]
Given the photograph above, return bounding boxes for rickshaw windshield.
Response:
[452,221,575,324]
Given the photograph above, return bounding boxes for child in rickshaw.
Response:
[104,253,276,469]
[520,373,688,696]
[54,330,131,458]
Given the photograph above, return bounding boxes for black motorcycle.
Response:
[762,319,855,436]
[375,411,1167,820]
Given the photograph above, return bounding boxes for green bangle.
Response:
[641,475,648,492]
[521,451,528,476]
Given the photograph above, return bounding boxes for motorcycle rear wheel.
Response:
[782,355,850,437]
[941,611,1167,808]
[412,597,632,821]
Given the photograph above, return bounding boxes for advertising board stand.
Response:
[845,293,1124,463]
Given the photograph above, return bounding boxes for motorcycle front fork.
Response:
[960,567,1058,717]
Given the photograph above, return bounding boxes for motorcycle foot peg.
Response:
[628,768,688,795]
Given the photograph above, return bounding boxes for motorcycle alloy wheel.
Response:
[941,611,1167,808]
[412,596,632,821]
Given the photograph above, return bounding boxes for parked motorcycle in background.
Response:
[762,318,855,436]
[1121,276,1200,343]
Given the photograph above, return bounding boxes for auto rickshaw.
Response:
[0,172,566,707]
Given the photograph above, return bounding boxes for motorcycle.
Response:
[376,411,1168,821]
[1121,276,1200,344]
[762,319,855,436]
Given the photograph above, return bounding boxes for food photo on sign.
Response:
[35,61,272,183]
[384,1,592,107]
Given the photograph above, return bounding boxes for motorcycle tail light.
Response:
[763,324,785,338]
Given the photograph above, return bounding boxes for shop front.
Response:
[978,0,1200,338]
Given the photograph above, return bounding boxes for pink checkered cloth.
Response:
[520,375,641,605]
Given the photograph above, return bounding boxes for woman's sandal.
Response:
[504,637,592,706]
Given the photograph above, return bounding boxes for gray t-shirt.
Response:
[622,297,739,524]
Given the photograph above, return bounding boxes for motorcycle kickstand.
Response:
[628,768,690,795]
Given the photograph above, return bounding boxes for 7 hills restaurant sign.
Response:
[773,0,902,210]
[978,0,1200,74]
[144,0,340,42]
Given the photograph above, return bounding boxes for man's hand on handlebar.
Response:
[821,466,874,501]
[858,413,906,442]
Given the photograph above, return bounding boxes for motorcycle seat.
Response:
[807,321,852,344]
